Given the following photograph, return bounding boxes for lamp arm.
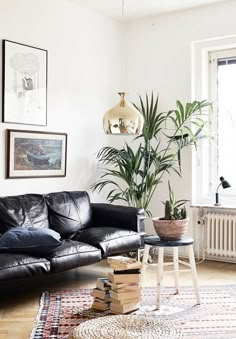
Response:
[216,182,222,193]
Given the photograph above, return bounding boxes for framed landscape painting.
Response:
[7,130,67,178]
[2,40,48,126]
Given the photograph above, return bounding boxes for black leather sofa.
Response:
[0,191,145,283]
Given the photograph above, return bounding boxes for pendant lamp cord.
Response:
[122,0,125,92]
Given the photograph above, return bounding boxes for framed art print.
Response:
[2,40,48,126]
[7,129,67,178]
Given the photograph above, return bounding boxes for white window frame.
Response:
[191,35,236,206]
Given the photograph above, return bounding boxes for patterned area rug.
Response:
[30,285,236,339]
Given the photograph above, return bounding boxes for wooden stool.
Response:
[142,235,200,310]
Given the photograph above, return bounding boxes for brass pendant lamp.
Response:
[103,0,144,135]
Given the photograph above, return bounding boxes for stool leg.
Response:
[137,249,141,262]
[173,247,179,294]
[156,247,164,310]
[141,244,150,286]
[188,244,200,305]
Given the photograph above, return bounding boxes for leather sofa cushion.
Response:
[76,227,141,257]
[47,240,101,273]
[0,227,61,255]
[45,191,92,237]
[0,253,50,282]
[0,194,49,234]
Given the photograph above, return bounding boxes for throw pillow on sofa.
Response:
[0,227,61,255]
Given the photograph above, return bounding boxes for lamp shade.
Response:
[220,176,231,189]
[103,92,144,135]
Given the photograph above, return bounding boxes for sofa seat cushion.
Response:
[47,240,101,273]
[0,227,61,255]
[76,227,141,257]
[0,253,50,282]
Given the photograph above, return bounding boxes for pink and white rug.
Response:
[31,285,236,339]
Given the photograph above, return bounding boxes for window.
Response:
[208,49,236,199]
[192,40,236,205]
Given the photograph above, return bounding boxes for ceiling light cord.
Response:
[122,0,125,93]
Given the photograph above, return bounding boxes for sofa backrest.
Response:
[45,191,92,237]
[0,194,49,234]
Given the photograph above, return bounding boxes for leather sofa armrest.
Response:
[90,203,145,233]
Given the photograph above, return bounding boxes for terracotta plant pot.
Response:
[152,217,189,241]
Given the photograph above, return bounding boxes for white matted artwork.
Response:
[3,40,48,126]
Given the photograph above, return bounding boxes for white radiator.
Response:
[206,212,236,261]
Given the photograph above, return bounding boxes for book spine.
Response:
[110,290,141,301]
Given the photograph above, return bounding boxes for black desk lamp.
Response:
[215,176,231,206]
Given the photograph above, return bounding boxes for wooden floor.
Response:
[0,259,235,339]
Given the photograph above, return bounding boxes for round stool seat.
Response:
[144,235,194,247]
[68,314,184,339]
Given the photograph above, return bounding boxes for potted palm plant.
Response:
[91,93,211,217]
[152,181,189,240]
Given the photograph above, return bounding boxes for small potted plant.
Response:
[152,182,189,240]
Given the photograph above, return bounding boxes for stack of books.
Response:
[90,278,110,311]
[107,256,142,314]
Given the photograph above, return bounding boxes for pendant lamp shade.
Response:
[103,92,144,135]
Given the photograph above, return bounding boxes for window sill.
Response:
[191,203,236,210]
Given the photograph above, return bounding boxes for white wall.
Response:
[0,0,121,200]
[126,0,236,232]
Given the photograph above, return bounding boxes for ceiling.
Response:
[73,0,228,21]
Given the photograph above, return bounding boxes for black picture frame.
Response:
[7,129,67,179]
[2,40,48,126]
